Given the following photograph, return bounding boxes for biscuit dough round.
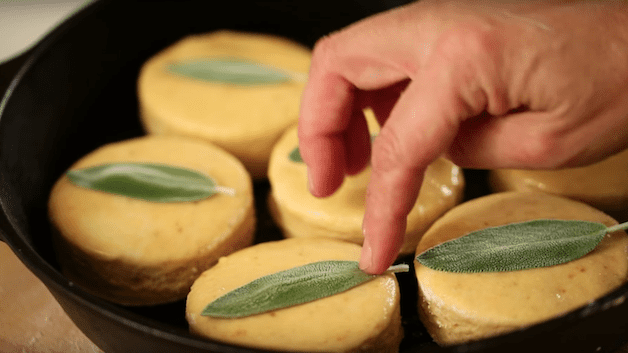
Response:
[489,149,628,222]
[186,237,403,353]
[137,30,311,179]
[268,122,464,256]
[48,136,255,305]
[414,192,628,345]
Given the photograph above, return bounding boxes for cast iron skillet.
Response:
[0,0,627,352]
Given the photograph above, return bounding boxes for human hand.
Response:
[298,0,628,274]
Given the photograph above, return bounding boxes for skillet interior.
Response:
[0,0,627,352]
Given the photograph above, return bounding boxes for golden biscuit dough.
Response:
[267,116,464,256]
[489,149,628,222]
[137,30,311,179]
[186,237,403,353]
[414,192,628,345]
[48,136,255,306]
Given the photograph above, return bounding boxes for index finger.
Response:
[298,6,420,197]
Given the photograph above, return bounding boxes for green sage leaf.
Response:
[202,260,408,318]
[288,135,377,163]
[415,219,624,273]
[67,162,233,202]
[167,57,295,85]
[288,146,303,163]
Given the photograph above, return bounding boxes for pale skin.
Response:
[298,0,628,274]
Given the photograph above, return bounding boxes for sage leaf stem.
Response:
[604,221,628,233]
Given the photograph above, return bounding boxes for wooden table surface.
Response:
[0,242,103,353]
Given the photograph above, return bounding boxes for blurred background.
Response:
[0,0,91,63]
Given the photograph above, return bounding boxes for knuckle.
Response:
[432,25,508,116]
[310,34,340,72]
[435,24,501,63]
[371,129,407,173]
[513,131,566,168]
[371,126,432,174]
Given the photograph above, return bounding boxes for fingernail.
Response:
[307,167,315,195]
[359,226,372,271]
[359,242,372,271]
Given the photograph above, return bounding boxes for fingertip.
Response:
[359,239,400,275]
[360,210,406,275]
[306,167,318,197]
[306,166,340,198]
[306,167,343,198]
[360,159,424,274]
[358,236,373,272]
[302,138,347,198]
